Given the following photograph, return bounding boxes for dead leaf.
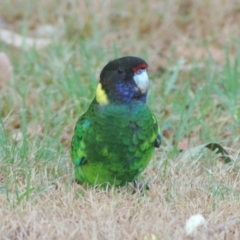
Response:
[162,128,173,139]
[27,121,43,137]
[35,21,65,38]
[179,142,233,163]
[0,29,51,50]
[178,139,189,151]
[0,52,13,86]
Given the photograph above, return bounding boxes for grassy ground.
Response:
[0,0,240,239]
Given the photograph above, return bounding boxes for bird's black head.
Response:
[95,56,149,104]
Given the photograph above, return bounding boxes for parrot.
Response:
[71,56,161,187]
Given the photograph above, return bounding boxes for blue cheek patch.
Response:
[116,83,135,103]
[115,83,147,103]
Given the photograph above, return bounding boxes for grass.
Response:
[0,0,240,239]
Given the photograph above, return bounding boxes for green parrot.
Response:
[71,56,161,187]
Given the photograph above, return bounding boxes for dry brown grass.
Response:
[1,0,240,239]
[1,0,239,67]
[1,153,240,239]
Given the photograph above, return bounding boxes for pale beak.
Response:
[133,69,149,93]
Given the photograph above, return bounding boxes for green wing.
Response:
[70,114,90,166]
[152,114,161,148]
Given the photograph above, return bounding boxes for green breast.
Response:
[76,100,158,186]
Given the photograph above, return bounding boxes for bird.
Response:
[71,56,161,187]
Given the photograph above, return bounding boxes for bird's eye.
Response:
[118,67,124,74]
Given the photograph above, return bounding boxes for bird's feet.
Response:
[130,180,149,194]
